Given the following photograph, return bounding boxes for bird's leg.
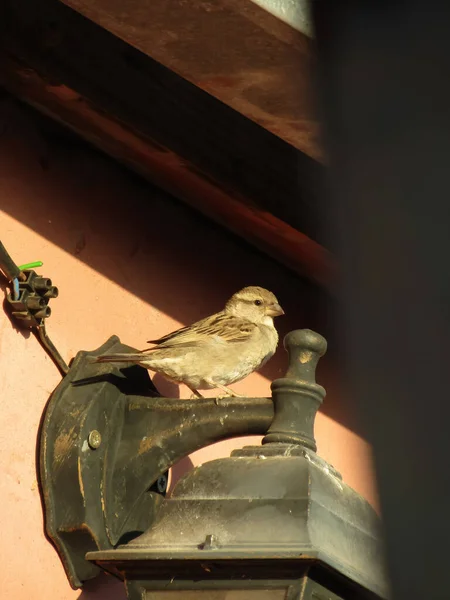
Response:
[187,386,204,399]
[210,383,247,399]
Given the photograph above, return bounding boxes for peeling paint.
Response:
[53,426,76,468]
[139,435,154,455]
[299,350,313,364]
[77,457,85,503]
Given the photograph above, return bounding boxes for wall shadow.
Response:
[78,572,127,600]
[0,96,358,434]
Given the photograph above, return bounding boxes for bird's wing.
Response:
[143,313,257,351]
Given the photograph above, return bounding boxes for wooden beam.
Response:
[0,0,335,290]
[0,56,335,290]
[61,0,320,159]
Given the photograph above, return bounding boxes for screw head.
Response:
[88,430,102,449]
[156,474,168,494]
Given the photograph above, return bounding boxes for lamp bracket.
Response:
[40,335,274,588]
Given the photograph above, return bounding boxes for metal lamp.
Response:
[40,329,389,599]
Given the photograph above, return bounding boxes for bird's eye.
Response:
[254,299,262,306]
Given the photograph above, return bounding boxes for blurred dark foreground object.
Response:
[312,2,450,599]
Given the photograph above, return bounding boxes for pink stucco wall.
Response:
[0,99,377,599]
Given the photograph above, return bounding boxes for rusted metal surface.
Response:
[263,329,327,450]
[60,0,321,159]
[41,329,388,598]
[87,330,388,599]
[40,334,273,589]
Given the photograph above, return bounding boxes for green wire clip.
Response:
[18,261,44,271]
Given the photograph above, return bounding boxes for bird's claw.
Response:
[214,394,229,405]
[213,392,246,404]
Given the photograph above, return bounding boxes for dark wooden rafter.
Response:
[0,0,335,290]
[60,0,320,160]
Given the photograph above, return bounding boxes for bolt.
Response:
[88,430,102,449]
[198,534,218,550]
[156,474,168,494]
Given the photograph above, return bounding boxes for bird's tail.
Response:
[93,353,145,364]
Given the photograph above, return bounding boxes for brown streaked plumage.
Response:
[94,286,284,398]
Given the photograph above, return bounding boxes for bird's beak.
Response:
[266,302,285,317]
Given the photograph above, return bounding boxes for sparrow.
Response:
[94,286,284,398]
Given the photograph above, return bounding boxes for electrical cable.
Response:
[1,239,69,378]
[37,323,69,376]
[12,277,19,300]
[0,240,21,281]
